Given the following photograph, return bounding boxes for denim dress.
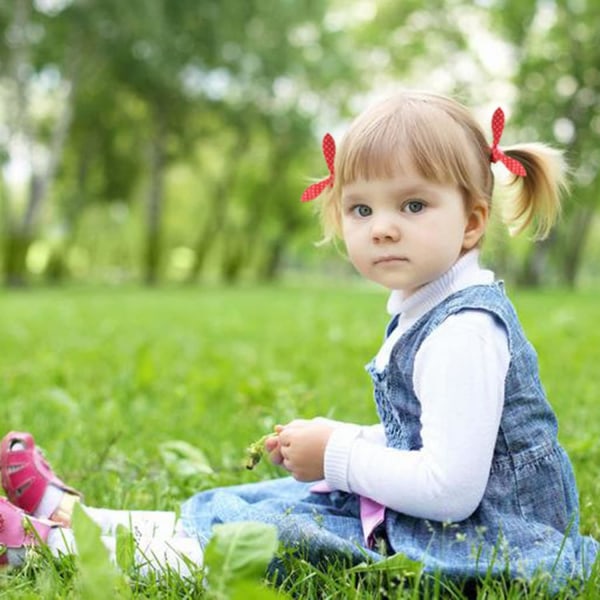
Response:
[181,283,598,587]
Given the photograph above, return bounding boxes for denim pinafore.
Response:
[368,282,598,586]
[181,283,598,588]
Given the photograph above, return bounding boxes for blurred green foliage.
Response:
[0,0,599,287]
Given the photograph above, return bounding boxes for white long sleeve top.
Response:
[323,250,510,522]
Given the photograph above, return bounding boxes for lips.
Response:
[373,256,408,265]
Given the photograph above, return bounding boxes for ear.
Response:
[462,200,489,250]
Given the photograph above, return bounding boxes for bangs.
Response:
[335,96,490,197]
[337,124,410,183]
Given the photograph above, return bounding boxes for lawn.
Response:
[0,284,599,598]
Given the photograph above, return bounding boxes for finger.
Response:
[264,436,279,451]
[269,450,283,465]
[277,429,292,447]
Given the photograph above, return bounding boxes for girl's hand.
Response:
[271,419,334,482]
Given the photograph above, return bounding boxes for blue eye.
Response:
[405,200,425,214]
[353,205,372,217]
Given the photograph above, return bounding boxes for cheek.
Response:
[341,221,357,252]
[342,230,367,269]
[343,237,359,262]
[440,212,469,246]
[341,214,356,234]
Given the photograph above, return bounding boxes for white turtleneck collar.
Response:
[387,249,493,320]
[375,249,495,371]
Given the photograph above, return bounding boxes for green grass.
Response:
[0,283,599,598]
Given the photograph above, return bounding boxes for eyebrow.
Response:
[390,185,431,198]
[342,183,436,203]
[341,193,364,204]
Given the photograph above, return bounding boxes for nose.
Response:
[371,215,401,243]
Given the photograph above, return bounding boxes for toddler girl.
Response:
[1,91,598,591]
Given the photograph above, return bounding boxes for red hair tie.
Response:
[301,133,336,202]
[490,108,527,177]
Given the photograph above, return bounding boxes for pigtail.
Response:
[498,143,568,240]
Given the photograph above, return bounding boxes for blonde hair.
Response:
[318,91,567,242]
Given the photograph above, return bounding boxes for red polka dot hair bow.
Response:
[301,133,336,202]
[489,108,527,177]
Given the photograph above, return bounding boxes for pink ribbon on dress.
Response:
[310,480,385,548]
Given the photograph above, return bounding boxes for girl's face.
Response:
[340,163,487,296]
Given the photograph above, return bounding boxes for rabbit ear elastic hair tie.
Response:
[301,133,336,202]
[490,108,527,177]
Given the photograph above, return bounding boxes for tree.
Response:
[9,0,366,285]
[0,0,80,285]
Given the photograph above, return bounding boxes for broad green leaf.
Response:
[204,521,278,594]
[71,503,131,600]
[115,524,136,573]
[230,579,286,600]
[159,439,214,476]
[347,552,423,576]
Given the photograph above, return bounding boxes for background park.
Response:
[1,0,600,598]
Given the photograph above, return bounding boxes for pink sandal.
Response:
[0,497,56,566]
[0,432,82,526]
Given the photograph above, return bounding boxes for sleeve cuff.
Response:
[324,424,362,492]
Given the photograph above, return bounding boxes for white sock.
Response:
[47,528,203,577]
[46,529,117,565]
[82,506,178,539]
[35,485,64,519]
[8,525,203,578]
[134,536,204,577]
[47,527,77,556]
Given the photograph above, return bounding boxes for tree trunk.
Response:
[186,179,229,283]
[257,236,285,282]
[3,0,78,286]
[186,130,251,284]
[3,0,32,286]
[44,143,93,284]
[3,233,31,287]
[144,109,166,286]
[221,231,246,283]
